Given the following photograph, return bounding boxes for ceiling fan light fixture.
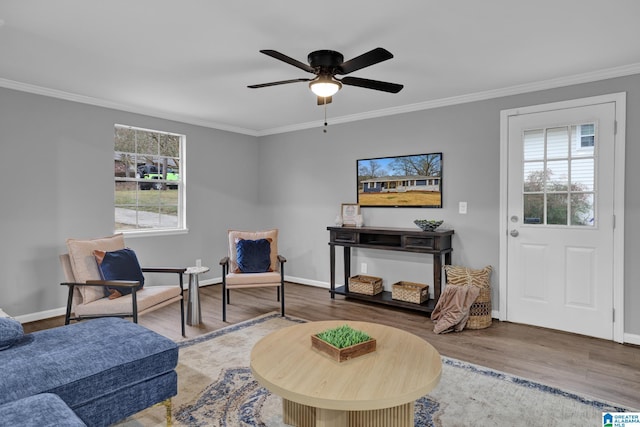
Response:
[309,76,342,97]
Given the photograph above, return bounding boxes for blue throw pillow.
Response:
[236,238,272,273]
[94,248,145,299]
[0,317,24,351]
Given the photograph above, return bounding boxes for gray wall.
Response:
[1,73,638,335]
[259,74,640,335]
[0,87,260,316]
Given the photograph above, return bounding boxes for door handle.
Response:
[510,229,519,237]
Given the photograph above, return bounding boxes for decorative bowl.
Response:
[414,219,443,232]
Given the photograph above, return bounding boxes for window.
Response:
[114,125,185,234]
[522,123,595,227]
[578,123,595,148]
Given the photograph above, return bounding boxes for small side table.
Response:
[185,266,209,326]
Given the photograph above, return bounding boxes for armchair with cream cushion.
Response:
[60,234,186,336]
[219,229,286,322]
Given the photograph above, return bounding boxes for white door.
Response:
[506,101,616,340]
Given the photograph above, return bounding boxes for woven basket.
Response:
[392,281,429,304]
[443,265,493,329]
[466,285,492,329]
[348,275,383,295]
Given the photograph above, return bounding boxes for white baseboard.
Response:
[12,280,640,345]
[285,275,329,289]
[13,307,67,324]
[623,332,640,346]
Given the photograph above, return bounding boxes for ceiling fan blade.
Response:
[248,78,311,89]
[337,48,394,75]
[317,96,332,106]
[260,50,315,73]
[341,76,403,93]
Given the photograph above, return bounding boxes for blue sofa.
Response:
[0,317,178,426]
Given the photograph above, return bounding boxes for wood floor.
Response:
[24,282,640,409]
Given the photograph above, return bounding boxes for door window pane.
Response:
[571,158,594,191]
[523,162,545,192]
[547,194,568,225]
[571,193,594,226]
[546,160,568,191]
[546,127,569,159]
[524,129,544,161]
[524,194,544,224]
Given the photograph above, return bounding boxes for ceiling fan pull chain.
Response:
[323,99,328,133]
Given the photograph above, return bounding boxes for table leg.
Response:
[282,399,414,427]
[433,254,442,302]
[187,273,201,326]
[343,247,351,292]
[330,245,336,299]
[283,399,316,427]
[317,408,348,427]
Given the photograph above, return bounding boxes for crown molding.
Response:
[257,62,640,136]
[3,62,640,138]
[0,78,260,136]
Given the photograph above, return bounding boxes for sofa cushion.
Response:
[236,238,272,273]
[66,234,126,303]
[0,317,23,351]
[0,318,178,410]
[0,393,87,427]
[94,248,145,299]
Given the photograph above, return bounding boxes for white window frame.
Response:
[114,124,187,237]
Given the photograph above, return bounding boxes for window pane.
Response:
[546,127,569,159]
[524,129,544,161]
[571,193,594,226]
[524,194,544,224]
[547,193,568,225]
[523,162,544,192]
[571,158,594,191]
[546,160,568,191]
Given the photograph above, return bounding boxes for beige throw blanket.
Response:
[431,284,480,334]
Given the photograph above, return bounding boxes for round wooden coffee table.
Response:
[250,320,441,427]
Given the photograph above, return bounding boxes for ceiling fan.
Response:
[248,47,403,105]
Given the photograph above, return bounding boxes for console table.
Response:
[328,226,454,313]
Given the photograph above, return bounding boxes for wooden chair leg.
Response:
[164,398,172,427]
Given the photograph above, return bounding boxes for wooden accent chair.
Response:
[219,229,286,322]
[60,234,187,336]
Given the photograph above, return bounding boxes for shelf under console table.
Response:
[327,226,454,314]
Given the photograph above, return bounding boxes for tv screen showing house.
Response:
[357,152,442,208]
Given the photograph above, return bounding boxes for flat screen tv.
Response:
[357,152,442,208]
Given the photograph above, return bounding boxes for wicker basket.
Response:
[348,275,383,295]
[466,285,492,329]
[443,265,493,330]
[392,281,429,304]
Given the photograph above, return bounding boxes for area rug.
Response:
[118,313,634,426]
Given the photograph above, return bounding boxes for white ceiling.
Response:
[1,1,640,136]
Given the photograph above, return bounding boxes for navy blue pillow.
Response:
[0,317,24,351]
[94,248,145,299]
[236,238,272,273]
